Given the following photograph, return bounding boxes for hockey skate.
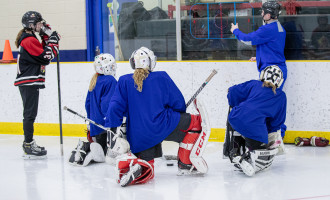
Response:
[177,160,202,176]
[22,140,47,159]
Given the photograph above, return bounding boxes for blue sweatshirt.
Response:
[227,80,287,144]
[233,20,287,86]
[85,75,117,136]
[106,71,186,153]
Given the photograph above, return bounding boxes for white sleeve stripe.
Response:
[15,75,46,81]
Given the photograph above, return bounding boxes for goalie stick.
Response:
[63,106,109,131]
[186,69,217,107]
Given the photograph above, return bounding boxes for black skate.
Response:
[177,160,200,176]
[22,140,47,159]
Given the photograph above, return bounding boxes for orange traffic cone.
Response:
[0,40,17,64]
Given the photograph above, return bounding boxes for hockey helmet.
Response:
[262,1,281,19]
[129,47,157,71]
[260,65,284,88]
[94,53,117,76]
[22,11,44,30]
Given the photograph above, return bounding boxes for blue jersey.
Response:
[233,21,287,85]
[227,80,287,144]
[85,75,117,136]
[106,71,186,153]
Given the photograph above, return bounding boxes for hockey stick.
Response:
[63,106,110,131]
[57,53,64,156]
[107,3,124,60]
[223,106,233,159]
[186,69,218,107]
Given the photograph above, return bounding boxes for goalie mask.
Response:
[22,11,44,31]
[129,47,157,71]
[94,53,117,76]
[260,65,284,89]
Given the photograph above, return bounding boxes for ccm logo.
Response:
[195,131,206,156]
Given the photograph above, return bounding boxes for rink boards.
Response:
[1,61,329,143]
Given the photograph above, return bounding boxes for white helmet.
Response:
[260,65,284,88]
[94,53,117,76]
[129,47,157,71]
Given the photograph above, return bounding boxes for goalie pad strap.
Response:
[179,142,194,150]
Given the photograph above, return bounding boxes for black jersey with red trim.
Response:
[14,32,53,88]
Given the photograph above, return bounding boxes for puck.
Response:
[167,163,174,166]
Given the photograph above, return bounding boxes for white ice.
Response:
[1,134,330,200]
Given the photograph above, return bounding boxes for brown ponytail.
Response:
[88,73,99,92]
[133,68,150,92]
[15,29,25,48]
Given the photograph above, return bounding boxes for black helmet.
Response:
[22,11,43,30]
[262,1,281,19]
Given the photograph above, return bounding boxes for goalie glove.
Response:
[105,128,130,165]
[310,136,329,147]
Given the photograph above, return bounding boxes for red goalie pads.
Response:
[116,153,154,185]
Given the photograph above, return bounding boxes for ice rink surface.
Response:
[1,134,330,200]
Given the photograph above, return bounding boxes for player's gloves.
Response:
[294,137,311,146]
[310,136,329,147]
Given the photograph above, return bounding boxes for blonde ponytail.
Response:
[15,29,25,48]
[133,68,150,92]
[262,81,277,95]
[89,73,99,92]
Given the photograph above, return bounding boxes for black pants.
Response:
[95,132,107,155]
[19,86,39,143]
[135,113,191,161]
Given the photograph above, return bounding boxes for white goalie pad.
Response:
[69,141,105,167]
[84,142,106,165]
[252,148,278,173]
[189,98,211,174]
[268,130,285,155]
[106,137,130,165]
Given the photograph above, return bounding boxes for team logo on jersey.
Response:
[41,65,45,73]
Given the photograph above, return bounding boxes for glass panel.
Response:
[107,0,176,61]
[106,0,330,60]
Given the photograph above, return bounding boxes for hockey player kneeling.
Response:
[226,65,287,176]
[68,140,105,166]
[106,47,211,187]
